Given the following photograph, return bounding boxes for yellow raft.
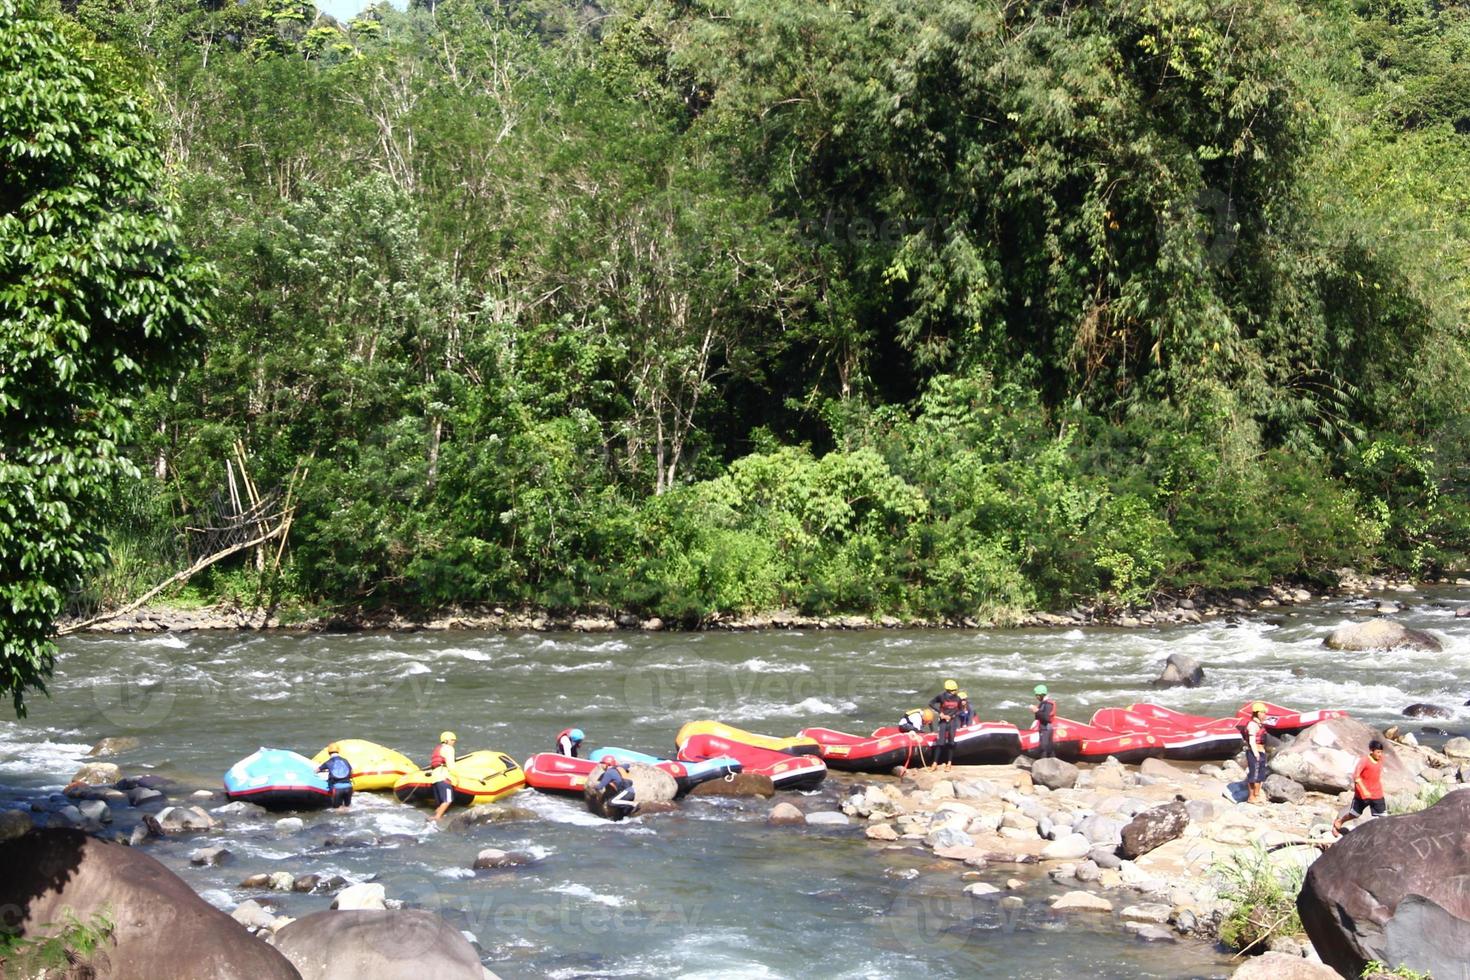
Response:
[392,750,526,807]
[674,720,820,757]
[310,739,417,792]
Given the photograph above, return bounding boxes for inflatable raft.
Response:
[1233,701,1347,736]
[393,750,525,807]
[224,748,331,811]
[309,739,417,792]
[678,734,826,791]
[1090,706,1244,761]
[523,753,597,795]
[799,727,929,772]
[593,747,742,795]
[867,721,1024,767]
[675,721,819,757]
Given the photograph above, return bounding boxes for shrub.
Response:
[1213,844,1307,953]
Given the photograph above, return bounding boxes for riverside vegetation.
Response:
[6,0,1470,710]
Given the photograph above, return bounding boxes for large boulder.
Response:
[1229,951,1340,980]
[1268,717,1418,796]
[1118,802,1189,859]
[70,762,121,786]
[1384,893,1470,980]
[685,772,775,798]
[1153,652,1204,688]
[583,763,677,819]
[272,910,482,980]
[1030,757,1079,790]
[1323,619,1442,652]
[0,829,301,979]
[1299,790,1470,976]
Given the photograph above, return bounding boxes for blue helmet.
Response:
[569,729,585,742]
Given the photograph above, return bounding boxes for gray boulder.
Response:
[1153,652,1204,688]
[272,910,482,980]
[1402,703,1452,719]
[1299,790,1470,976]
[1029,757,1079,790]
[685,772,774,798]
[1385,893,1470,980]
[145,805,216,835]
[0,829,300,979]
[1323,619,1441,652]
[1269,717,1418,796]
[70,762,121,786]
[767,802,805,826]
[1118,802,1188,859]
[1261,774,1306,804]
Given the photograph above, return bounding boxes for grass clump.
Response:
[0,909,114,979]
[1212,844,1307,953]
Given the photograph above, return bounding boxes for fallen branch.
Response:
[59,520,289,635]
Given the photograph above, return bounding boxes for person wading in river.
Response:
[927,680,964,771]
[1032,685,1057,759]
[1243,702,1269,805]
[428,730,457,823]
[316,743,354,811]
[1332,739,1387,836]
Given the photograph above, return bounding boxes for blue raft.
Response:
[224,747,332,811]
[592,746,742,796]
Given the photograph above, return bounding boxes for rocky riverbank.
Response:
[61,569,1470,636]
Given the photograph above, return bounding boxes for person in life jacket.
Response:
[1333,739,1387,836]
[956,691,974,727]
[428,730,458,823]
[556,728,585,757]
[1032,685,1057,759]
[897,708,934,734]
[593,755,636,819]
[316,743,354,810]
[1242,702,1269,805]
[927,680,964,770]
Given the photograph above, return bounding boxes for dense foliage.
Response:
[0,0,209,712]
[36,0,1470,650]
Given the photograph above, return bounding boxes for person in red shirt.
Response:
[1332,739,1387,837]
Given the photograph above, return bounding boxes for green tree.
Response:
[0,0,210,713]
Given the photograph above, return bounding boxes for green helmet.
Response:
[1033,684,1048,696]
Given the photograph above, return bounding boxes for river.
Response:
[3,589,1467,978]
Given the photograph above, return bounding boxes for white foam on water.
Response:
[437,866,476,879]
[198,888,235,909]
[138,634,190,649]
[735,658,812,674]
[0,726,92,781]
[548,881,629,907]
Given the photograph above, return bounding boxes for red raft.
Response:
[1090,706,1244,762]
[1233,701,1347,736]
[678,734,827,791]
[523,753,599,795]
[1021,718,1168,765]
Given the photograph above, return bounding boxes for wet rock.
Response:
[241,873,273,888]
[75,799,112,825]
[274,909,484,980]
[1120,903,1171,924]
[69,762,121,786]
[293,873,350,893]
[144,805,215,836]
[1030,757,1079,790]
[641,618,665,631]
[1127,924,1176,943]
[805,811,850,827]
[865,823,899,842]
[1262,774,1306,804]
[924,825,974,850]
[332,882,387,911]
[767,802,805,826]
[685,773,775,798]
[964,882,1000,897]
[0,809,35,841]
[276,817,305,833]
[127,786,164,806]
[231,899,277,933]
[212,800,263,816]
[189,846,231,866]
[1229,952,1340,979]
[1153,652,1204,688]
[439,804,539,831]
[1299,790,1470,976]
[1323,619,1441,653]
[88,736,140,757]
[472,848,532,869]
[322,830,378,848]
[1270,718,1419,796]
[116,774,174,793]
[1119,802,1189,860]
[127,824,149,847]
[0,829,299,978]
[1050,891,1113,913]
[1403,703,1452,719]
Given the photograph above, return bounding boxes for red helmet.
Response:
[600,756,617,766]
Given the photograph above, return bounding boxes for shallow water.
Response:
[4,589,1468,977]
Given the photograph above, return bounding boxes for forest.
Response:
[13,0,1470,679]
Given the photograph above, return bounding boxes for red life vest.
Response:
[429,745,448,769]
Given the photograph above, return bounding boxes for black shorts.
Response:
[433,780,453,805]
[330,783,353,808]
[1348,796,1386,817]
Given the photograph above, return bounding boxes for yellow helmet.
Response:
[957,691,968,699]
[1250,702,1266,715]
[327,742,341,754]
[439,731,457,743]
[922,708,935,724]
[943,679,958,692]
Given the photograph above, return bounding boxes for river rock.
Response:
[767,802,805,826]
[1050,891,1113,913]
[865,823,899,841]
[189,846,231,866]
[0,829,300,978]
[924,825,974,850]
[1119,802,1188,859]
[69,762,121,786]
[88,736,140,757]
[1444,736,1470,761]
[144,805,215,836]
[1262,774,1306,804]
[1153,652,1204,688]
[964,882,1001,897]
[1030,757,1079,790]
[472,848,532,870]
[1269,717,1418,796]
[332,883,387,911]
[231,899,278,932]
[128,786,164,806]
[76,799,112,825]
[1323,619,1442,652]
[293,874,349,893]
[1075,814,1126,846]
[0,808,35,841]
[686,772,775,798]
[805,811,850,827]
[1298,790,1470,976]
[1041,833,1091,861]
[273,909,483,980]
[1230,952,1345,979]
[1402,703,1452,719]
[1384,893,1470,980]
